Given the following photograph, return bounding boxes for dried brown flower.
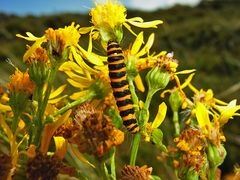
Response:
[70,102,124,157]
[121,165,152,180]
[0,153,12,180]
[26,152,62,180]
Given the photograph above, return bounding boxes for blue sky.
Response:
[0,0,201,15]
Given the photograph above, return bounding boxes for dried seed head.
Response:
[121,165,152,180]
[26,152,62,180]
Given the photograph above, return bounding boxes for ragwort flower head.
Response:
[7,69,34,95]
[175,128,208,178]
[0,153,12,180]
[26,152,62,180]
[121,165,152,180]
[45,22,80,55]
[88,0,162,43]
[17,22,81,63]
[72,102,124,157]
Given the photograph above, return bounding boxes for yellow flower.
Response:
[84,0,163,43]
[214,99,240,126]
[124,32,156,92]
[7,69,35,95]
[59,60,110,100]
[143,102,167,142]
[17,22,85,62]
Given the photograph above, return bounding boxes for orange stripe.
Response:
[108,52,123,57]
[122,113,136,121]
[128,126,139,134]
[110,76,126,82]
[115,95,131,101]
[109,67,126,73]
[108,59,124,65]
[118,104,134,111]
[112,85,128,92]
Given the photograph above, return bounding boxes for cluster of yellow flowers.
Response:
[0,1,239,179]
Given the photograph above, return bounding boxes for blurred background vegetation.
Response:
[0,0,240,178]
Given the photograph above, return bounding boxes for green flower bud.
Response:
[29,61,50,86]
[146,66,170,93]
[169,90,183,112]
[207,143,226,167]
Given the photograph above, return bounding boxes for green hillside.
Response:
[0,0,240,176]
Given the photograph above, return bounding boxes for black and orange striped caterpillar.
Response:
[107,40,139,134]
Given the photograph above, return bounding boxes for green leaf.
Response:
[105,106,122,128]
[151,128,168,153]
[150,175,162,180]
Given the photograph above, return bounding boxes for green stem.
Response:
[173,111,180,136]
[33,66,58,146]
[209,166,217,180]
[130,132,141,165]
[144,89,155,110]
[110,147,116,180]
[128,79,139,111]
[11,113,19,133]
[53,91,95,117]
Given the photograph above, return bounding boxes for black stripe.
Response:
[107,49,122,56]
[109,71,126,79]
[107,55,124,62]
[113,89,131,98]
[120,108,135,117]
[111,80,127,88]
[123,118,137,126]
[108,63,125,70]
[128,124,139,132]
[116,99,133,107]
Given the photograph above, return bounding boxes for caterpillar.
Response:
[107,40,139,134]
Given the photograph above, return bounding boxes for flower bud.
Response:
[146,66,170,93]
[29,61,50,86]
[169,90,183,112]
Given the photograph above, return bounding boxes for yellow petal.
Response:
[195,102,211,134]
[79,26,93,34]
[188,83,199,94]
[48,95,67,104]
[16,32,44,41]
[127,19,163,28]
[69,144,95,168]
[78,45,104,66]
[40,110,72,154]
[59,61,85,74]
[127,17,144,23]
[180,73,195,89]
[175,69,196,75]
[123,22,137,37]
[134,74,145,92]
[137,33,155,57]
[70,90,88,100]
[217,100,240,126]
[0,103,11,112]
[18,119,25,130]
[23,38,47,62]
[67,78,91,89]
[131,32,144,55]
[0,114,13,141]
[49,85,67,99]
[139,100,144,109]
[54,136,68,159]
[152,102,167,129]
